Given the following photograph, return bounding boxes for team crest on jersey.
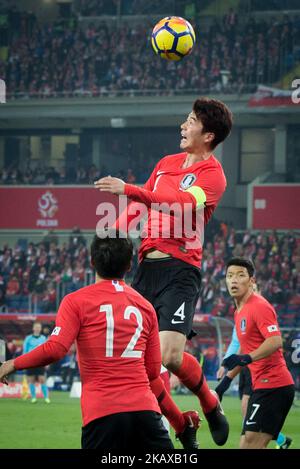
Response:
[240,318,247,333]
[180,173,197,190]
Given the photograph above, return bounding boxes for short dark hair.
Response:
[193,97,233,149]
[226,257,255,277]
[91,230,133,279]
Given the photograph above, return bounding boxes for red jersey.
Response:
[15,280,161,426]
[117,152,226,268]
[234,293,294,390]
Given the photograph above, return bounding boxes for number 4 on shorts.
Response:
[171,302,186,324]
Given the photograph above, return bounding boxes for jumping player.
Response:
[94,97,232,447]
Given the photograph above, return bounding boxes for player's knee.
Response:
[244,432,256,446]
[161,349,183,372]
[241,432,262,449]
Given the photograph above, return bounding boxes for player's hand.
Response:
[0,359,15,384]
[215,376,232,401]
[222,354,252,370]
[216,366,226,380]
[94,176,125,195]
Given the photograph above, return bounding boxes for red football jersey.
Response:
[234,293,294,390]
[117,152,226,268]
[26,280,161,426]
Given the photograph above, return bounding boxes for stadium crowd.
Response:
[0,228,91,313]
[198,227,300,328]
[1,4,299,99]
[0,163,146,185]
[249,0,300,11]
[0,225,299,327]
[75,0,300,16]
[74,0,188,16]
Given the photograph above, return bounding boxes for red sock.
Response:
[174,352,218,414]
[150,376,185,434]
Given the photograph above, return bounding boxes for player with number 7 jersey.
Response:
[2,233,174,451]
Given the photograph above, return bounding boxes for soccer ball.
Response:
[151,16,196,61]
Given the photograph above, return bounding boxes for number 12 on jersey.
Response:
[100,304,143,358]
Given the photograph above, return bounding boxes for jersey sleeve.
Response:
[47,294,81,350]
[114,162,161,232]
[223,326,240,359]
[124,164,226,212]
[124,182,197,211]
[14,342,68,370]
[254,303,282,339]
[14,295,81,370]
[144,306,162,381]
[114,200,148,232]
[188,167,226,208]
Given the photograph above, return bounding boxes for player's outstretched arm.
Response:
[0,341,68,384]
[95,165,225,214]
[8,296,81,378]
[222,336,282,370]
[95,163,160,232]
[248,335,282,362]
[94,176,198,212]
[13,341,68,371]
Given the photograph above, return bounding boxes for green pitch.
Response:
[0,392,299,449]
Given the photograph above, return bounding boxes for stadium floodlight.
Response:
[110,118,126,128]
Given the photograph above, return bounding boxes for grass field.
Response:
[0,392,299,449]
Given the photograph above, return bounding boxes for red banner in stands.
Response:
[248,85,298,107]
[252,185,300,229]
[0,186,121,230]
[0,314,57,321]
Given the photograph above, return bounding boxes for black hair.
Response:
[91,230,133,279]
[226,257,255,277]
[193,97,233,149]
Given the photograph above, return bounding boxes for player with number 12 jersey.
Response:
[14,279,162,426]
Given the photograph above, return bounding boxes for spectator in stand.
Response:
[41,283,57,313]
[69,226,86,248]
[0,276,6,307]
[6,276,20,297]
[126,168,136,184]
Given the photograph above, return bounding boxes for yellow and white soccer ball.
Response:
[151,16,196,61]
